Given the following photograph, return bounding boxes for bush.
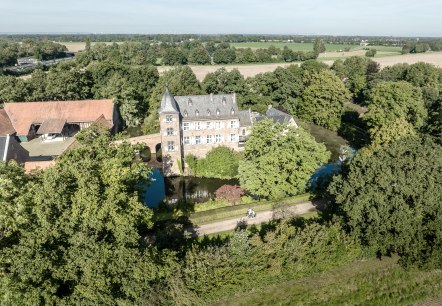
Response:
[215,185,245,204]
[365,49,377,57]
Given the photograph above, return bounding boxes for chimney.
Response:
[233,93,236,104]
[210,93,213,102]
[268,105,273,110]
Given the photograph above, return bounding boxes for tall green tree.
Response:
[328,136,442,268]
[299,70,351,130]
[238,119,330,199]
[313,38,326,55]
[202,68,246,95]
[0,125,170,304]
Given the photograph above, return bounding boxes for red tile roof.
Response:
[0,109,16,135]
[4,100,114,136]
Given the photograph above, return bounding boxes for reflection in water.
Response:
[143,168,238,207]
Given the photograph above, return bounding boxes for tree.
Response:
[238,119,330,199]
[0,125,170,304]
[281,46,295,62]
[215,185,245,204]
[299,70,351,130]
[365,49,377,57]
[188,47,211,65]
[213,48,236,64]
[367,117,416,151]
[202,68,246,95]
[364,81,427,130]
[185,146,241,179]
[328,136,442,268]
[162,48,187,65]
[313,38,326,55]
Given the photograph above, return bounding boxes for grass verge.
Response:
[219,255,442,306]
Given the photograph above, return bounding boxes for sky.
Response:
[1,0,441,37]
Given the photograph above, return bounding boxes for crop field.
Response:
[229,41,402,53]
[59,41,123,52]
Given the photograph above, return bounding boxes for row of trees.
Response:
[0,40,67,68]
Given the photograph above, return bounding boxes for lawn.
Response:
[219,255,442,306]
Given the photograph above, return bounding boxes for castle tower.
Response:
[158,87,182,176]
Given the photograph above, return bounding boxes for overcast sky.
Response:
[1,0,441,36]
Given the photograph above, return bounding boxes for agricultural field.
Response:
[58,41,123,52]
[229,41,402,53]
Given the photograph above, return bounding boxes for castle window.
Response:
[230,120,237,128]
[195,122,201,130]
[207,109,211,116]
[195,136,201,144]
[188,98,193,106]
[167,141,175,152]
[242,129,246,136]
[206,121,211,129]
[195,110,199,116]
[183,136,190,145]
[215,134,222,143]
[183,122,189,131]
[230,134,237,142]
[215,121,221,129]
[216,108,220,116]
[167,127,174,136]
[231,108,235,115]
[206,135,213,144]
[183,110,188,117]
[222,96,227,106]
[166,115,172,122]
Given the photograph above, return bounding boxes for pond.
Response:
[142,168,238,208]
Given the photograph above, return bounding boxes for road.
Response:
[193,201,317,236]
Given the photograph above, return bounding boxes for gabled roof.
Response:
[175,93,239,120]
[37,119,66,134]
[265,107,294,125]
[0,109,16,135]
[238,110,252,127]
[4,100,114,136]
[159,87,179,114]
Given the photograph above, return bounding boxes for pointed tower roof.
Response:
[159,87,179,114]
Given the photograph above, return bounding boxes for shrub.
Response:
[215,185,245,204]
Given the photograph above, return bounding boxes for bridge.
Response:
[123,133,163,168]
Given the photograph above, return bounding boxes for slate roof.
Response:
[4,100,114,136]
[37,119,66,134]
[238,110,252,127]
[0,109,15,135]
[0,136,7,161]
[159,87,179,113]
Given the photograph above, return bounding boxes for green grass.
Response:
[219,256,442,306]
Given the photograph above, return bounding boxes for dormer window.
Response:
[216,108,220,116]
[222,96,227,106]
[188,98,193,106]
[183,110,188,117]
[195,110,199,116]
[231,108,235,115]
[207,109,211,116]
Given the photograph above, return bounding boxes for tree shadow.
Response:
[338,110,370,149]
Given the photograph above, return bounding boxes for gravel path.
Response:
[194,201,317,236]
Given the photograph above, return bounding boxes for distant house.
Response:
[256,105,299,128]
[3,99,120,142]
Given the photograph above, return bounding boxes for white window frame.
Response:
[206,121,211,130]
[215,134,222,143]
[230,134,236,142]
[167,141,175,152]
[215,121,221,129]
[195,122,201,130]
[183,136,190,145]
[206,135,213,144]
[166,115,173,123]
[230,120,236,128]
[195,136,201,144]
[183,122,190,131]
[166,127,174,136]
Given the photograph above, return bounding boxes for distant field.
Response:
[59,41,123,52]
[229,42,402,53]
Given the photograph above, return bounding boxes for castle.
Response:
[158,88,253,176]
[158,88,297,176]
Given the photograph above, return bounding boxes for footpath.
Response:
[193,201,317,236]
